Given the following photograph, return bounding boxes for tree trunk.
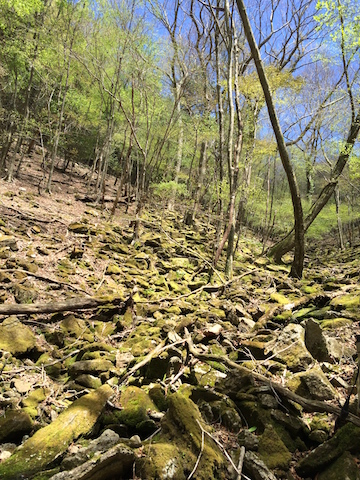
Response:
[236,0,305,278]
[268,106,360,261]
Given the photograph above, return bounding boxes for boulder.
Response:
[0,317,36,355]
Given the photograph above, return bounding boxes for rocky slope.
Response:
[0,156,360,479]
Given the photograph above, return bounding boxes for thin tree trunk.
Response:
[236,0,305,278]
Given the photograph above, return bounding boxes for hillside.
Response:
[0,155,360,480]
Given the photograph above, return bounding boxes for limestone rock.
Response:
[304,318,332,362]
[244,451,277,480]
[318,451,360,480]
[0,410,33,442]
[49,443,134,480]
[296,423,360,477]
[287,365,337,401]
[271,323,313,371]
[0,317,36,355]
[0,385,113,480]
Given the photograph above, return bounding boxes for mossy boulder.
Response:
[258,425,291,470]
[22,387,48,418]
[0,385,113,480]
[296,423,360,477]
[136,385,226,480]
[0,316,36,355]
[286,365,337,401]
[0,410,33,442]
[318,451,360,480]
[330,294,360,311]
[116,386,158,433]
[272,323,313,371]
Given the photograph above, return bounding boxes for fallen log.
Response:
[0,295,124,317]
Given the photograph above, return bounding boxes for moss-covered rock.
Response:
[258,425,291,470]
[296,422,360,477]
[0,410,33,442]
[286,365,337,400]
[0,385,113,480]
[0,316,37,355]
[136,385,226,480]
[22,387,48,418]
[318,451,360,480]
[117,386,158,431]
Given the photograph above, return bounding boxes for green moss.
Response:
[0,385,113,480]
[320,318,353,329]
[117,386,158,428]
[258,425,291,470]
[330,294,360,310]
[270,292,290,305]
[136,443,186,480]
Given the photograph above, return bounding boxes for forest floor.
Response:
[0,152,360,480]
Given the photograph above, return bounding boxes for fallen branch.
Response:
[0,295,124,317]
[184,328,360,427]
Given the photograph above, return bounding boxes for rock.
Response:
[12,283,37,303]
[296,423,360,477]
[238,430,259,450]
[258,425,291,470]
[106,263,122,274]
[75,374,102,389]
[304,318,332,362]
[243,451,278,480]
[22,387,48,417]
[116,386,159,433]
[0,444,17,462]
[286,365,337,401]
[136,385,226,479]
[69,359,114,377]
[61,429,120,470]
[68,223,89,234]
[317,451,360,480]
[272,323,314,371]
[0,410,33,442]
[49,443,134,480]
[0,385,113,480]
[0,317,36,355]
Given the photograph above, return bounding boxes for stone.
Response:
[0,317,37,355]
[304,318,332,362]
[68,223,89,234]
[75,374,102,389]
[69,359,114,377]
[243,451,277,480]
[296,423,360,477]
[49,443,134,480]
[61,429,120,470]
[258,425,291,470]
[286,365,337,401]
[318,451,360,480]
[0,410,33,442]
[0,385,113,480]
[271,323,313,371]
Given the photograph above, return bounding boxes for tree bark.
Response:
[268,105,360,261]
[235,0,305,278]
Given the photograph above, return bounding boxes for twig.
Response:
[195,419,240,474]
[236,446,246,480]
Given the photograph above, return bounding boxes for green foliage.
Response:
[153,181,189,199]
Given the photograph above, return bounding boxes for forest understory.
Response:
[0,153,360,480]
